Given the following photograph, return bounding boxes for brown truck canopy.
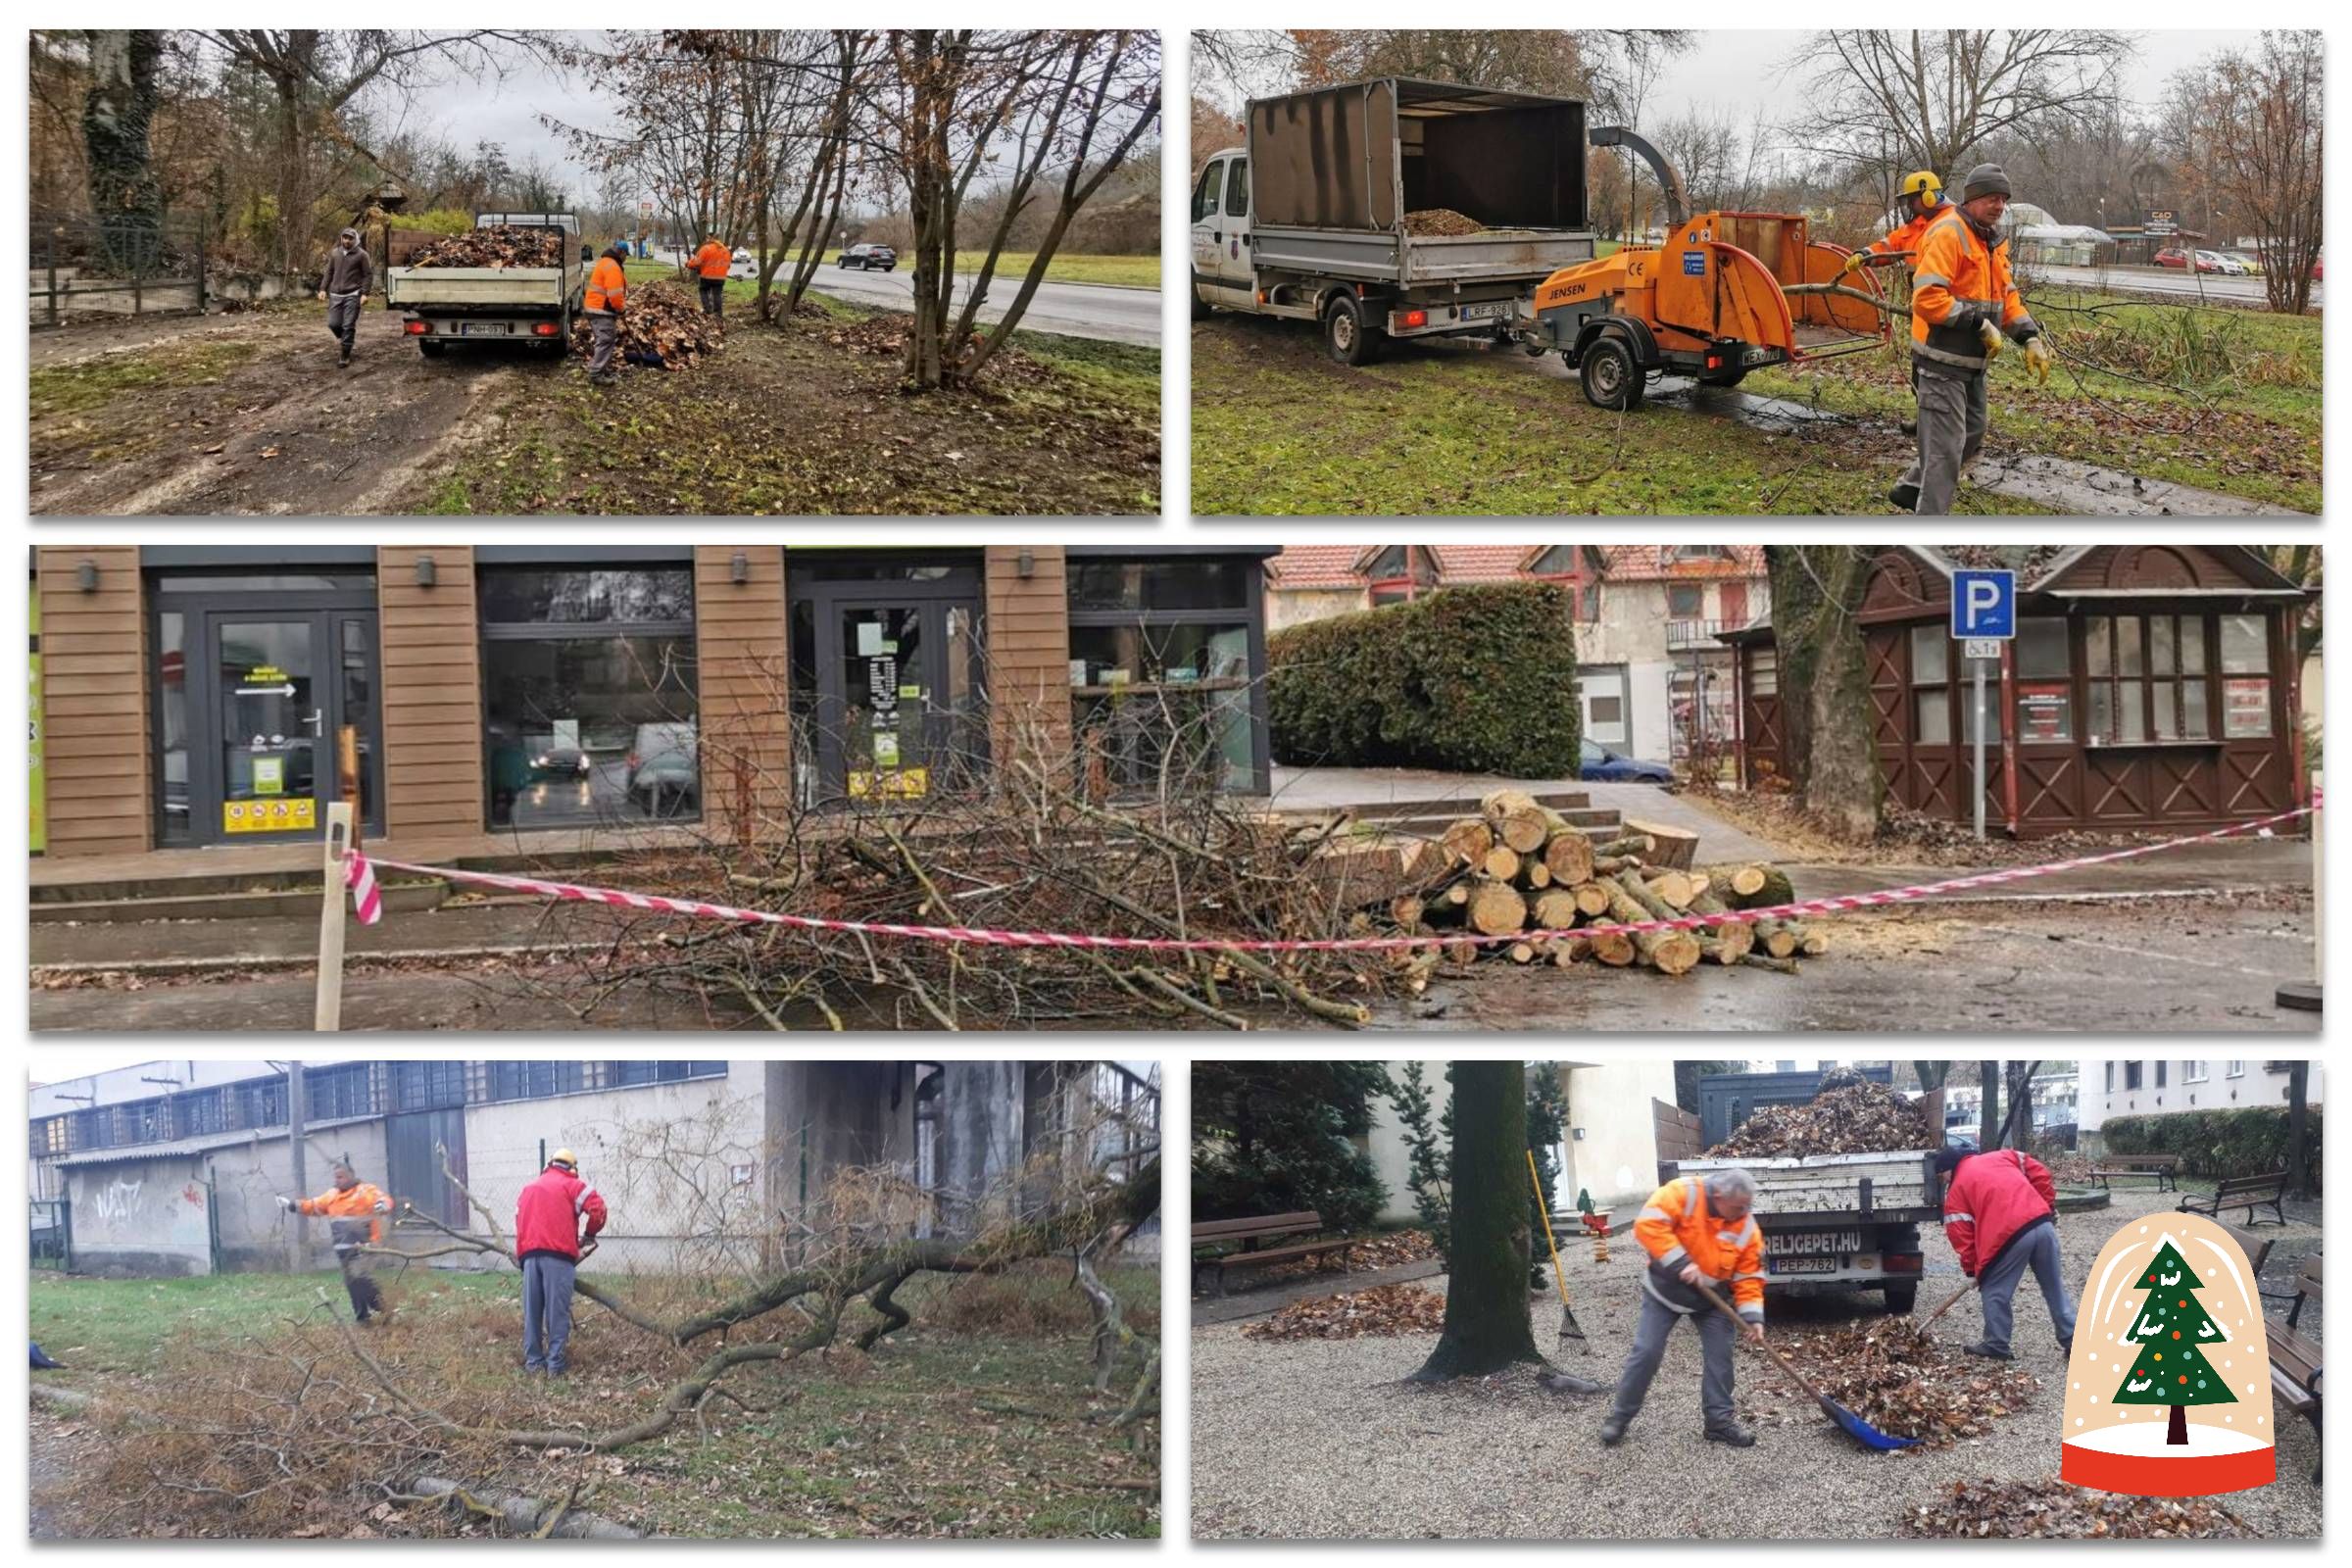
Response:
[1246,77,1589,233]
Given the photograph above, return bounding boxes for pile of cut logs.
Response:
[1381,790,1825,978]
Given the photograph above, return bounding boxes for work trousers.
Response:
[522,1253,578,1373]
[1609,1288,1737,1430]
[699,276,726,317]
[1901,363,1988,514]
[330,1221,383,1320]
[325,292,363,358]
[586,312,618,378]
[1976,1222,2077,1355]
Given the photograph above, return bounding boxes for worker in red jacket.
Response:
[514,1149,608,1375]
[1936,1143,2076,1360]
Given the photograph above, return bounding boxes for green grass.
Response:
[34,1263,1159,1540]
[28,339,261,418]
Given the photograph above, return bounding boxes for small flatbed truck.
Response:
[384,212,585,357]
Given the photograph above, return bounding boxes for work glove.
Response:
[1840,251,1868,277]
[1977,318,2004,362]
[2022,334,2053,386]
[275,1196,295,1212]
[1745,1322,1766,1347]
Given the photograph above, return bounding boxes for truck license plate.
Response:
[1458,301,1511,322]
[1775,1229,1863,1256]
[1771,1255,1838,1275]
[460,321,511,336]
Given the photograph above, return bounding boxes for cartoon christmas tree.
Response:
[2110,1237,2235,1445]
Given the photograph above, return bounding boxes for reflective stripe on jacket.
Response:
[692,242,733,280]
[1866,200,1946,265]
[515,1164,608,1262]
[1941,1149,2057,1278]
[1634,1175,1767,1322]
[585,256,628,313]
[296,1181,391,1247]
[1910,207,2035,371]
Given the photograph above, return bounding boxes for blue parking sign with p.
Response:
[1950,569,2016,639]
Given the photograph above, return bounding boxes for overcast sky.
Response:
[368,32,611,199]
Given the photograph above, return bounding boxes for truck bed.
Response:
[385,265,579,309]
[1669,1150,1938,1224]
[1252,224,1593,288]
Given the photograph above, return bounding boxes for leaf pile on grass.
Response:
[1242,1285,1446,1343]
[1900,1478,2255,1539]
[1754,1324,2039,1446]
[568,281,720,371]
[1257,1229,1440,1282]
[818,313,1054,389]
[1706,1080,1932,1157]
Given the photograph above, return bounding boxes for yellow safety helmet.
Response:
[1899,170,1943,202]
[549,1148,578,1171]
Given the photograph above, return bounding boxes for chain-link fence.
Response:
[30,213,211,325]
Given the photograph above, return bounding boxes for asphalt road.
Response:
[2034,263,2323,308]
[654,246,1159,345]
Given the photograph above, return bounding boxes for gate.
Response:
[30,1199,73,1273]
[31,213,211,326]
[386,1107,470,1231]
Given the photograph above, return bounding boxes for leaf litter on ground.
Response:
[1901,1477,2256,1539]
[1244,1284,1446,1343]
[1752,1323,2039,1446]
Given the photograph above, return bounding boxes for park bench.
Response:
[2179,1171,2289,1227]
[1192,1210,1355,1298]
[2087,1152,2182,1192]
[2216,1219,2276,1277]
[2259,1251,2322,1482]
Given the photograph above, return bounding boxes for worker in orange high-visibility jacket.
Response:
[278,1161,394,1324]
[583,243,630,386]
[1892,163,2054,514]
[689,235,734,318]
[1600,1168,1768,1448]
[1844,170,1950,279]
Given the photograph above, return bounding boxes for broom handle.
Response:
[1527,1150,1573,1308]
[1690,1278,1823,1399]
[1919,1279,1975,1329]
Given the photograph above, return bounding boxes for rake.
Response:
[1691,1280,1919,1451]
[1526,1150,1587,1350]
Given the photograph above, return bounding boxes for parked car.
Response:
[838,243,897,272]
[529,746,592,782]
[2153,248,2189,269]
[2227,252,2264,275]
[2196,250,2245,275]
[1579,738,1674,784]
[2312,256,2325,281]
[627,721,700,816]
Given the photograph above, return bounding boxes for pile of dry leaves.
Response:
[408,225,566,269]
[1757,1324,2038,1446]
[1243,1285,1446,1343]
[1707,1080,1933,1158]
[569,281,720,371]
[1254,1228,1439,1283]
[1402,208,1486,237]
[1901,1479,2256,1539]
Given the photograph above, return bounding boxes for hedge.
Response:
[1267,582,1581,776]
[2101,1103,2323,1187]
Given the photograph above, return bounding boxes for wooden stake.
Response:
[314,801,355,1032]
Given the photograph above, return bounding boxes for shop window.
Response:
[2012,617,2072,742]
[480,568,700,829]
[2085,616,2147,744]
[1910,625,1950,743]
[2146,613,2211,741]
[1071,623,1254,793]
[156,611,191,845]
[1067,560,1252,612]
[2218,613,2273,739]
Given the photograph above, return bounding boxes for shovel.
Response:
[1526,1150,1588,1351]
[1691,1280,1920,1451]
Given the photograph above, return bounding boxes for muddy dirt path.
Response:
[31,308,555,515]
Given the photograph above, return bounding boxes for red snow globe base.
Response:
[2062,1424,2276,1495]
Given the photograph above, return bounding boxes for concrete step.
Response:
[31,879,449,926]
[1340,789,1592,821]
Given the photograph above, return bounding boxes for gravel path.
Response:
[1191,1190,2321,1540]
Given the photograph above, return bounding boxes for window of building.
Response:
[2226,1060,2246,1079]
[39,1116,68,1154]
[392,1060,467,1111]
[1667,584,1704,617]
[484,1061,589,1102]
[1527,546,1579,577]
[2146,613,2212,741]
[610,1061,730,1088]
[1579,583,1600,621]
[2013,616,2073,742]
[235,1077,287,1131]
[1748,648,1777,698]
[480,567,700,830]
[1910,625,1951,743]
[1665,546,1735,563]
[1070,560,1260,794]
[2183,1061,2208,1083]
[306,1062,376,1122]
[2103,1062,2115,1093]
[2219,613,2273,738]
[2124,1061,2143,1090]
[176,1089,228,1137]
[2155,1060,2168,1088]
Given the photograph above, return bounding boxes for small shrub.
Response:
[1267,582,1581,775]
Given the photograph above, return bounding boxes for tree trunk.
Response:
[82,30,166,274]
[2167,1401,2187,1446]
[1466,879,1528,937]
[2286,1061,2311,1199]
[1413,1060,1541,1380]
[1803,547,1883,839]
[1766,547,1825,795]
[1979,1061,2001,1150]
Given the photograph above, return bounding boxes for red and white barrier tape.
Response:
[343,797,2315,953]
[346,849,382,927]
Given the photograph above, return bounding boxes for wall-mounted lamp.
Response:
[1016,548,1036,579]
[413,556,437,588]
[730,551,750,584]
[74,559,100,593]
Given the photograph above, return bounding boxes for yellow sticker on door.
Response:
[224,798,317,833]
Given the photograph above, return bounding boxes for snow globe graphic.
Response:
[2060,1212,2275,1495]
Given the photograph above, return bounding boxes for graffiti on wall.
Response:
[91,1178,144,1223]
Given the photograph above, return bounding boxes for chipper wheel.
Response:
[1323,294,1384,367]
[1577,335,1644,411]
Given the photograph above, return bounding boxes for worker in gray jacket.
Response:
[316,228,372,368]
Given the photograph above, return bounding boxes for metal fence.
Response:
[30,213,210,326]
[30,1200,73,1272]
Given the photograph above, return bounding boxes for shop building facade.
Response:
[31,545,1275,859]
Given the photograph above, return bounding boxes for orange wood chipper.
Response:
[1529,211,1898,410]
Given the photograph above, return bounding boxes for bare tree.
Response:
[1783,30,2134,181]
[2171,31,2322,315]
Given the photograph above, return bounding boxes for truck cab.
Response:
[1190,151,1253,312]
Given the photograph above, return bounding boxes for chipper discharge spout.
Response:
[1527,211,1895,411]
